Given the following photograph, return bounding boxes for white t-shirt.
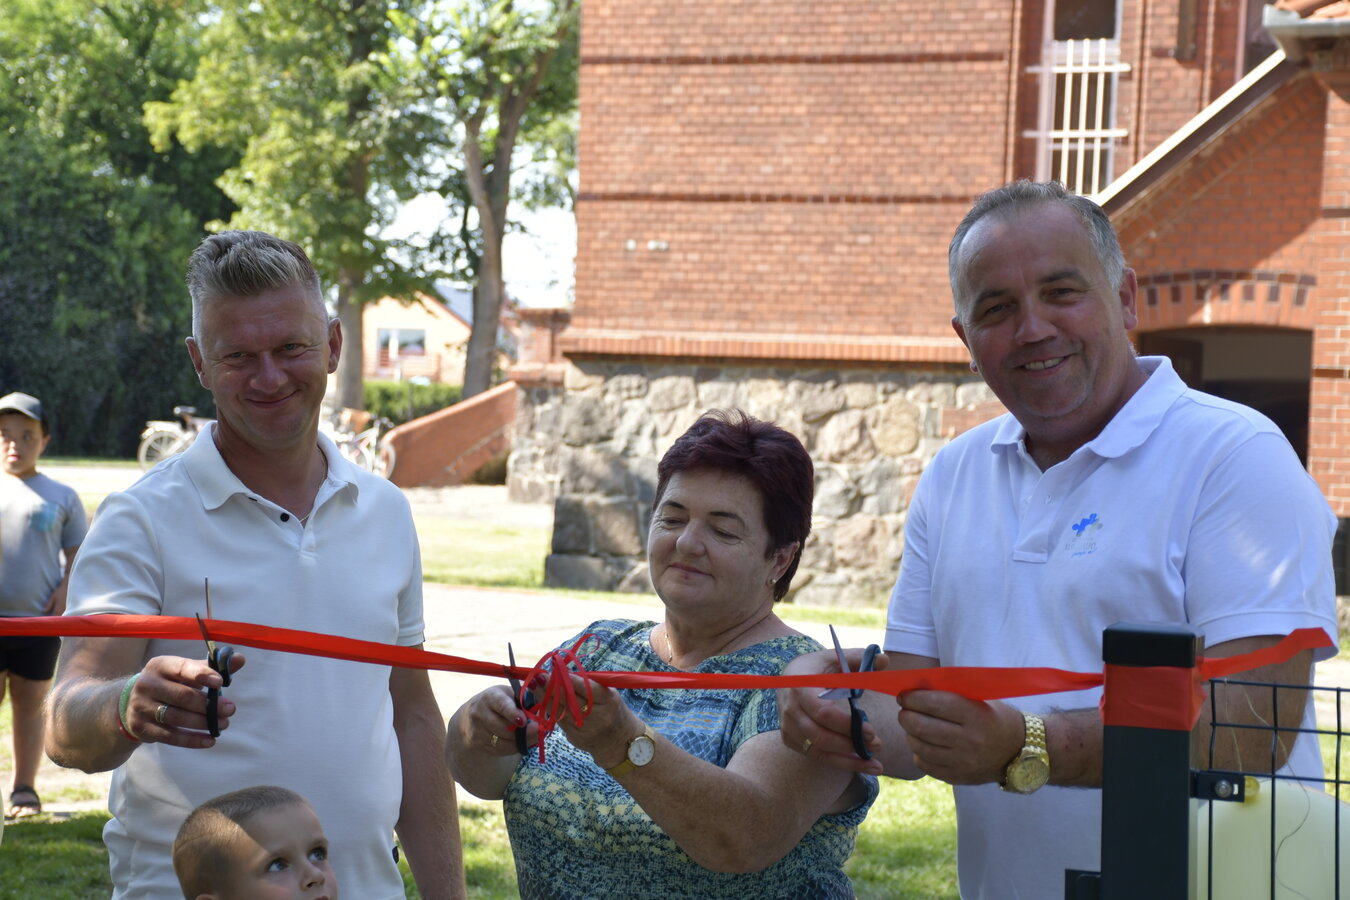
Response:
[66,425,424,900]
[886,357,1338,900]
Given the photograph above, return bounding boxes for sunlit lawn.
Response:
[415,516,549,589]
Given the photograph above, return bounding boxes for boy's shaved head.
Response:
[172,785,309,899]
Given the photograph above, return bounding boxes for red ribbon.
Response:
[517,633,599,762]
[1099,665,1205,731]
[0,616,1331,741]
[1099,627,1334,731]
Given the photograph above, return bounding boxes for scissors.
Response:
[506,643,535,754]
[817,625,881,760]
[194,578,235,738]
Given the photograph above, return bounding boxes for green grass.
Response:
[1320,726,1350,803]
[853,779,959,899]
[781,602,887,629]
[416,517,549,589]
[0,813,116,899]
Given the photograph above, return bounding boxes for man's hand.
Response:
[125,653,245,747]
[897,691,1023,785]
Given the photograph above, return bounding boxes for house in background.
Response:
[362,284,520,385]
[507,0,1350,598]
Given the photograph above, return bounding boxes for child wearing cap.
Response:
[172,785,339,900]
[0,391,88,819]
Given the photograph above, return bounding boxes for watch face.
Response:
[1008,756,1049,793]
[629,735,655,767]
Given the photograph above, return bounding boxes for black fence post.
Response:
[1095,622,1204,900]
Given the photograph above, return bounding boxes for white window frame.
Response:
[1025,2,1131,197]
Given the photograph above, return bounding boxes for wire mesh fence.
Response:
[1069,624,1348,900]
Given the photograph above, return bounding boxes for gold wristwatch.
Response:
[604,724,656,777]
[1000,712,1050,794]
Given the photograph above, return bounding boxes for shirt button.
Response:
[280,513,290,522]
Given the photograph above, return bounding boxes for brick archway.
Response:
[1134,270,1316,331]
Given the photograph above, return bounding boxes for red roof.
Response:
[1275,0,1350,20]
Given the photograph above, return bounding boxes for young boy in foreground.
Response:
[172,785,338,900]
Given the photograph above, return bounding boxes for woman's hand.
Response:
[553,675,643,771]
[453,685,538,756]
[445,686,537,800]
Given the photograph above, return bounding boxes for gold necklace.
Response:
[662,614,771,668]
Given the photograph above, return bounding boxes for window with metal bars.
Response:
[1027,0,1130,196]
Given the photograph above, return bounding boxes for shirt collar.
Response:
[184,422,360,511]
[989,355,1184,460]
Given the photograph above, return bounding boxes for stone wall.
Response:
[508,358,1003,608]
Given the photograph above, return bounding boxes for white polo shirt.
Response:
[887,356,1338,900]
[67,425,424,900]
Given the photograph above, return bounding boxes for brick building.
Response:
[510,0,1350,599]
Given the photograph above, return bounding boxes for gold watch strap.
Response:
[999,711,1050,793]
[1023,712,1046,755]
[604,724,655,777]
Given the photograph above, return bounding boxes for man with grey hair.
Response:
[779,181,1337,898]
[47,231,465,899]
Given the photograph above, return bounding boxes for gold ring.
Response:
[802,737,812,755]
[490,733,500,748]
[155,704,170,725]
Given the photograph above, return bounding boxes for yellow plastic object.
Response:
[1192,777,1350,898]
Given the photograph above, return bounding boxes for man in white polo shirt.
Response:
[45,231,465,899]
[778,181,1338,899]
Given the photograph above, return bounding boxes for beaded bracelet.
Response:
[117,673,142,742]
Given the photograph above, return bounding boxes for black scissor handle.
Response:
[849,705,873,761]
[205,687,222,739]
[508,644,535,754]
[855,644,881,691]
[213,646,235,687]
[205,645,235,738]
[848,644,882,759]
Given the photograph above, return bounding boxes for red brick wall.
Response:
[570,1,1266,368]
[582,1,1011,58]
[1114,71,1350,512]
[569,200,970,363]
[386,382,518,488]
[569,0,1024,365]
[1113,0,1246,174]
[1119,75,1326,278]
[1309,74,1350,512]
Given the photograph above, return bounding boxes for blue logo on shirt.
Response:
[1065,513,1102,557]
[31,502,59,533]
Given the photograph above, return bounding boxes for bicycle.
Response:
[138,406,212,469]
[321,408,397,479]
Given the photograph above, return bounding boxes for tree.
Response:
[145,0,460,411]
[397,0,579,399]
[0,0,228,454]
